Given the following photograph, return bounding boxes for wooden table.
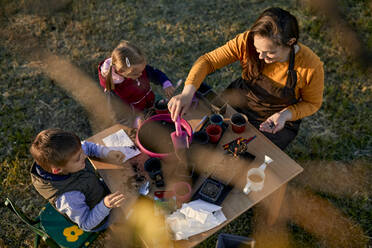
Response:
[86,103,303,248]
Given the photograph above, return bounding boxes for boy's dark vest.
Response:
[30,159,110,210]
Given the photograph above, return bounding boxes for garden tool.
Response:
[138,181,150,196]
[243,155,273,195]
[259,155,273,171]
[171,116,189,150]
[175,79,183,91]
[193,115,208,134]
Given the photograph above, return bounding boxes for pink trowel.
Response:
[171,116,189,150]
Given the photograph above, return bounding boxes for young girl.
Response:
[98,40,175,112]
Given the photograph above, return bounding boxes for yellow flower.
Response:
[63,225,84,242]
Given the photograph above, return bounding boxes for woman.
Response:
[168,7,324,150]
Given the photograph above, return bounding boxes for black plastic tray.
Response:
[199,178,224,202]
[192,177,233,205]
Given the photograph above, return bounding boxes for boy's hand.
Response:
[106,150,126,164]
[164,86,175,99]
[104,191,125,208]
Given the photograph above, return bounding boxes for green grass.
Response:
[0,0,371,247]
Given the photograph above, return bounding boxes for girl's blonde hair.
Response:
[106,40,145,91]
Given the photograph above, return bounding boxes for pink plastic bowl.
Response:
[136,114,193,158]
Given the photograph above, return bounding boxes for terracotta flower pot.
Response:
[206,124,222,144]
[192,130,209,145]
[230,113,248,133]
[154,99,169,114]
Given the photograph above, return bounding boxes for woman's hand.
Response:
[105,150,126,164]
[259,109,292,134]
[104,191,125,208]
[168,85,196,121]
[163,86,175,99]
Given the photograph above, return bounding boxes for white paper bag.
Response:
[166,199,226,240]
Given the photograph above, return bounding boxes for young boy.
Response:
[30,128,126,232]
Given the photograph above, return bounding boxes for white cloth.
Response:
[166,199,226,240]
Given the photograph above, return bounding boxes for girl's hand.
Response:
[164,86,175,99]
[168,85,196,121]
[104,191,125,208]
[106,150,126,164]
[133,115,144,128]
[259,109,292,134]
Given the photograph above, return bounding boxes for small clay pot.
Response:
[154,99,169,114]
[206,124,222,144]
[230,113,248,133]
[209,113,224,126]
[173,182,192,208]
[192,130,209,145]
[144,157,162,180]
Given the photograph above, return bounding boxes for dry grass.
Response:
[0,0,371,247]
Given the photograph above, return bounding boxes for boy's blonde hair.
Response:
[106,40,146,91]
[30,129,81,172]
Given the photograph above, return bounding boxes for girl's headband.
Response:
[125,57,131,68]
[109,57,131,68]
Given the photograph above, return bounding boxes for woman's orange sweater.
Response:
[184,31,324,121]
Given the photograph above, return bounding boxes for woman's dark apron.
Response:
[223,47,301,150]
